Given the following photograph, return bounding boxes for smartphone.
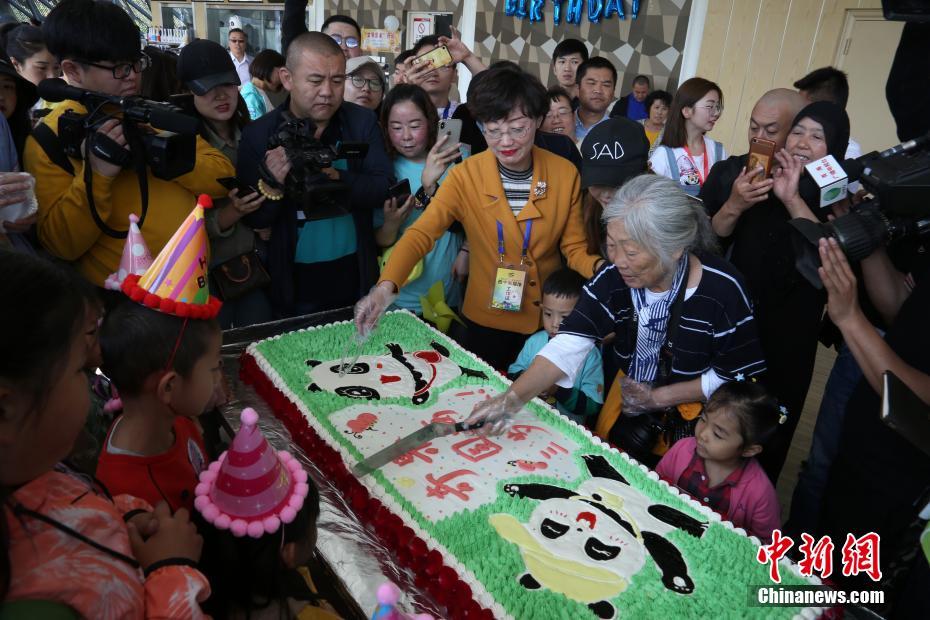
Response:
[438,118,462,147]
[412,45,454,70]
[747,137,777,181]
[217,177,258,196]
[388,178,411,202]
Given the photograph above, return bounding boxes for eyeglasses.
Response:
[699,103,724,115]
[481,124,531,142]
[545,109,573,120]
[329,34,359,49]
[80,53,151,80]
[349,75,383,92]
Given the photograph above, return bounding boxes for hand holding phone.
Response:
[217,176,258,197]
[388,178,411,203]
[747,138,777,181]
[412,45,454,71]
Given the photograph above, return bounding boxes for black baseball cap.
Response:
[580,117,650,189]
[177,38,240,96]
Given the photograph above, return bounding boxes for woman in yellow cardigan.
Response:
[356,66,604,369]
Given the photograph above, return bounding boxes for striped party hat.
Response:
[121,195,221,319]
[194,408,310,538]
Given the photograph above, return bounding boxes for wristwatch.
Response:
[414,184,437,209]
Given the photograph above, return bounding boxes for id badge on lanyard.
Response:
[490,219,532,312]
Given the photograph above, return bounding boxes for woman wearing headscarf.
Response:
[703,100,851,481]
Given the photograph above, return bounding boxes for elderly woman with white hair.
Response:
[468,174,766,460]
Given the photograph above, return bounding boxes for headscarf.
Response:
[791,101,850,160]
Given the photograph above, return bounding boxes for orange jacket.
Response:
[379,147,600,335]
[6,470,210,619]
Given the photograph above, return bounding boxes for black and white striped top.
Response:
[559,253,766,384]
[497,162,532,214]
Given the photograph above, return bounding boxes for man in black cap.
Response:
[237,31,391,318]
[578,117,650,384]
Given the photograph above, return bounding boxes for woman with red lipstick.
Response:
[177,39,271,328]
[356,67,603,370]
[650,78,727,196]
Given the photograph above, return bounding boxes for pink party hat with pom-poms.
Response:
[195,407,309,538]
[104,214,153,291]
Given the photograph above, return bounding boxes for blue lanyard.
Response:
[441,104,451,120]
[497,219,533,264]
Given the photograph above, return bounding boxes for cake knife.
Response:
[353,420,485,477]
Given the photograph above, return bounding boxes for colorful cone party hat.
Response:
[121,195,221,319]
[105,214,153,291]
[195,408,310,538]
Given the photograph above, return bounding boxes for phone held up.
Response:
[438,118,464,164]
[217,177,258,197]
[412,45,454,71]
[388,178,412,204]
[747,137,777,182]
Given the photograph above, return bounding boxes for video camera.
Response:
[38,78,199,180]
[260,117,368,221]
[789,132,930,288]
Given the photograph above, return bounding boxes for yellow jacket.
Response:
[380,146,600,335]
[25,100,234,286]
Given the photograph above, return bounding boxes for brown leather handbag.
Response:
[211,250,271,301]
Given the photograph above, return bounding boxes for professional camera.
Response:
[789,133,930,288]
[260,117,368,221]
[39,78,200,180]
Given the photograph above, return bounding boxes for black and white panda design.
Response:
[306,340,487,405]
[490,455,708,619]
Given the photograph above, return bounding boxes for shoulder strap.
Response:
[31,122,75,176]
[714,140,723,163]
[663,145,679,179]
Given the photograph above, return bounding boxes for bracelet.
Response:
[413,186,432,209]
[257,179,284,201]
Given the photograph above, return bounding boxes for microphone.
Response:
[37,78,98,104]
[802,155,849,208]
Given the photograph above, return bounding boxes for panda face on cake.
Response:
[491,455,708,620]
[306,341,487,405]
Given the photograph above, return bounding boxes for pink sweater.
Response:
[656,437,781,542]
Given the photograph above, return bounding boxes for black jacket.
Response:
[238,100,392,316]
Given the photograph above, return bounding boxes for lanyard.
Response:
[441,104,451,120]
[682,143,709,186]
[497,219,533,265]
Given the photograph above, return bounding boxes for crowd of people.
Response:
[1,0,929,617]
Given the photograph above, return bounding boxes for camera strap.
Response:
[82,119,149,239]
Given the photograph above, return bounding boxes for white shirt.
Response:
[230,52,252,88]
[538,286,725,399]
[648,137,728,190]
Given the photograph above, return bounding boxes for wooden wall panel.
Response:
[695,0,888,154]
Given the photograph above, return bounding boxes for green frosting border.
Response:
[253,312,812,619]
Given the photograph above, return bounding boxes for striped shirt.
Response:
[558,253,766,385]
[498,162,532,214]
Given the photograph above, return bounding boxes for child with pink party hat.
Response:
[96,195,224,512]
[194,407,344,619]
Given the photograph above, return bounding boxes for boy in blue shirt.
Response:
[508,268,604,426]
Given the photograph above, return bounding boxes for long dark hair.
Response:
[583,191,606,257]
[0,251,87,600]
[197,480,322,617]
[660,77,722,148]
[380,83,438,160]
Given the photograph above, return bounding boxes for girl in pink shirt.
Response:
[656,381,783,542]
[0,251,209,618]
